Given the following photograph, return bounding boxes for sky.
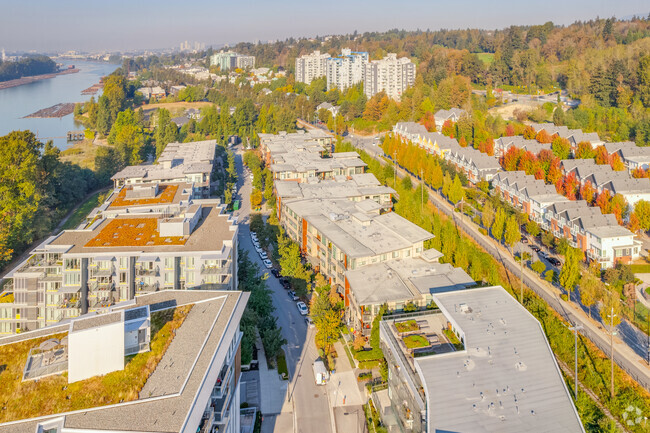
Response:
[1,0,648,53]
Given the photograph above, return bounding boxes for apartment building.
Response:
[345,254,474,334]
[112,139,217,197]
[604,141,650,172]
[295,50,330,84]
[279,198,434,290]
[0,290,248,433]
[210,51,256,70]
[493,171,640,268]
[326,48,368,91]
[269,150,367,182]
[378,286,584,433]
[1,185,238,334]
[259,129,334,164]
[274,173,395,218]
[363,53,416,100]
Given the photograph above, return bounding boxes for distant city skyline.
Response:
[1,0,648,53]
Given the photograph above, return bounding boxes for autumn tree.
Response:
[559,247,582,302]
[492,208,507,242]
[482,200,495,231]
[551,136,571,160]
[449,174,465,205]
[599,292,622,328]
[504,215,522,253]
[633,200,650,231]
[580,272,603,319]
[526,219,540,237]
[575,141,594,159]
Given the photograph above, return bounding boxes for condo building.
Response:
[363,53,416,100]
[326,48,368,91]
[295,50,330,84]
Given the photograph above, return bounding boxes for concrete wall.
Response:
[68,319,125,383]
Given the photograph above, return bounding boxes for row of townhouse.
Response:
[111,139,217,197]
[493,171,640,268]
[530,122,604,149]
[603,141,650,173]
[296,49,416,99]
[1,182,238,334]
[494,135,552,157]
[392,121,502,183]
[393,108,467,136]
[0,289,249,433]
[560,159,650,211]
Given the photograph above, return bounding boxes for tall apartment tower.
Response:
[295,50,330,84]
[326,48,368,91]
[364,53,416,100]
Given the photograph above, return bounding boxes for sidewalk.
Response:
[326,341,366,432]
[256,335,295,433]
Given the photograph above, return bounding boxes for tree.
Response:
[580,273,603,319]
[310,292,341,353]
[526,220,540,237]
[442,172,452,198]
[559,247,582,301]
[449,174,465,205]
[250,189,263,207]
[492,208,506,242]
[504,215,521,252]
[482,200,495,231]
[633,200,650,231]
[430,163,443,190]
[531,260,546,274]
[599,292,621,328]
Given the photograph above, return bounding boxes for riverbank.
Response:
[0,68,80,91]
[24,103,76,118]
[60,138,100,169]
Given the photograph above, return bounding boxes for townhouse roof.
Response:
[0,290,249,433]
[284,198,433,258]
[604,142,650,160]
[493,171,566,204]
[447,145,502,171]
[434,108,467,121]
[530,123,601,144]
[345,256,474,305]
[416,286,584,433]
[422,132,460,151]
[394,121,428,136]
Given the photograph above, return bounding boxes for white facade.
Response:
[295,50,330,84]
[68,318,125,383]
[364,53,416,100]
[326,49,368,91]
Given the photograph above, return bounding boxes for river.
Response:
[0,60,118,149]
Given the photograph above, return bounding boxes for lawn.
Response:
[0,305,192,423]
[631,264,650,273]
[276,349,289,380]
[402,334,429,349]
[85,218,187,247]
[443,329,464,350]
[61,191,104,231]
[476,52,495,65]
[394,319,419,333]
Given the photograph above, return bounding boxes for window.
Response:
[186,272,195,285]
[164,272,174,284]
[120,272,127,284]
[64,273,80,286]
[165,257,174,269]
[186,257,195,269]
[119,257,128,269]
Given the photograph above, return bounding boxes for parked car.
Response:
[305,316,315,327]
[255,246,263,253]
[530,245,540,252]
[271,269,280,278]
[250,232,258,241]
[538,251,548,259]
[279,278,290,289]
[296,301,308,316]
[263,259,273,269]
[288,290,299,301]
[259,251,268,260]
[521,237,528,244]
[548,257,562,266]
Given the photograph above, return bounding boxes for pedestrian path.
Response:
[256,336,289,415]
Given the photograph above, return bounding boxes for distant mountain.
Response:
[619,12,649,20]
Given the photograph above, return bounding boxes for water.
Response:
[0,60,118,149]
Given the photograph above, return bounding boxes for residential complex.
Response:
[493,171,640,268]
[0,290,249,433]
[363,53,416,100]
[326,48,368,91]
[604,141,650,172]
[530,123,603,149]
[434,108,467,130]
[210,51,255,70]
[112,139,217,197]
[377,286,584,432]
[1,180,238,335]
[495,135,552,157]
[295,50,330,84]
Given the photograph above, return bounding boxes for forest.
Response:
[0,56,57,82]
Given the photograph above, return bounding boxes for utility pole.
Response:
[568,324,583,400]
[608,307,617,400]
[519,242,524,304]
[393,150,397,187]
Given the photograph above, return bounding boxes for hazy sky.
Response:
[1,0,648,52]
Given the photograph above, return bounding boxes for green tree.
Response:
[633,200,650,231]
[504,215,521,252]
[449,174,465,205]
[492,208,506,242]
[558,247,581,301]
[430,163,443,190]
[580,273,603,319]
[526,220,540,237]
[531,260,546,274]
[482,200,495,232]
[442,172,452,198]
[599,292,622,328]
[310,292,342,353]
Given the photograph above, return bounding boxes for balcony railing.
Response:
[90,281,115,292]
[125,342,150,356]
[201,265,227,275]
[137,282,159,292]
[137,266,159,276]
[92,266,115,277]
[89,298,115,310]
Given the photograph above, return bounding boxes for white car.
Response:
[296,301,308,316]
[252,239,260,248]
[250,232,258,241]
[255,246,263,253]
[263,259,273,269]
[259,251,268,260]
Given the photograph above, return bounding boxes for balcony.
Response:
[137,282,159,293]
[90,281,115,292]
[92,266,115,277]
[201,264,227,275]
[125,341,150,356]
[89,298,115,310]
[137,266,159,276]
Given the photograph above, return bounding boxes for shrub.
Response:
[394,320,418,333]
[357,372,373,382]
[403,334,429,349]
[544,270,554,282]
[531,261,546,275]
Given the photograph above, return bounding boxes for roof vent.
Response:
[459,303,471,313]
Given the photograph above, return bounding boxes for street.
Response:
[231,145,334,433]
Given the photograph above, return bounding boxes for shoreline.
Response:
[0,68,80,91]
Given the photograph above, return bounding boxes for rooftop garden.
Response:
[110,184,178,208]
[402,334,429,349]
[394,319,419,333]
[85,218,187,248]
[0,305,192,423]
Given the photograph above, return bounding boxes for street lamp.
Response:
[568,324,583,400]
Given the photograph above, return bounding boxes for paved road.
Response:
[350,142,650,392]
[232,146,333,433]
